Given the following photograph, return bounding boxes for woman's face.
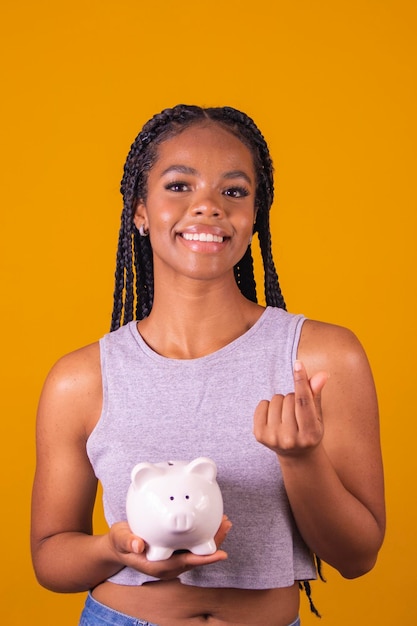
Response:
[134,122,256,285]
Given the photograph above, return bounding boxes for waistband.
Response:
[80,592,301,626]
[79,593,158,625]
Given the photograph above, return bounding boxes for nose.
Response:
[189,191,223,218]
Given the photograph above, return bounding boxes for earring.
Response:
[138,224,149,237]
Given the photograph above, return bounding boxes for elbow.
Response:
[32,560,58,592]
[337,544,382,579]
[33,562,89,594]
[31,547,87,594]
[33,572,58,593]
[32,558,65,593]
[339,555,378,579]
[334,523,385,579]
[31,543,61,593]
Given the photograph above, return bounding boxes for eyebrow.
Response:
[160,165,253,185]
[161,165,198,177]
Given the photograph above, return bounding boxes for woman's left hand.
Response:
[253,360,328,458]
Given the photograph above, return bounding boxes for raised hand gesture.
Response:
[253,361,328,458]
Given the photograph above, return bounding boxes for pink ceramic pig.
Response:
[126,457,223,561]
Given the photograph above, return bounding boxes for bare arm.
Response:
[31,343,229,593]
[253,320,385,579]
[31,343,121,591]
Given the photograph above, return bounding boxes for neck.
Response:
[137,273,264,359]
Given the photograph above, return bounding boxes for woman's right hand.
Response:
[108,515,232,580]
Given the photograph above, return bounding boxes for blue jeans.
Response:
[79,593,158,625]
[79,592,301,626]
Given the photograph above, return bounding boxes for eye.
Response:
[170,496,174,501]
[165,181,190,192]
[223,186,250,198]
[185,495,190,500]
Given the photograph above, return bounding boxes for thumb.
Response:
[131,537,146,555]
[110,521,146,555]
[309,370,329,409]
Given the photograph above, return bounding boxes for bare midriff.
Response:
[92,579,300,626]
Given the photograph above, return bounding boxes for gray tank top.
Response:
[87,306,317,588]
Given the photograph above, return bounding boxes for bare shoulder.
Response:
[298,319,373,379]
[37,341,102,438]
[44,341,101,388]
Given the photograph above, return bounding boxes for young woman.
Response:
[31,105,385,626]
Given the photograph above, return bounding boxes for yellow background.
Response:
[1,1,416,623]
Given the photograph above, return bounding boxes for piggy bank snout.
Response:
[168,510,195,532]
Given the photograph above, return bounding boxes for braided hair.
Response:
[111,104,286,331]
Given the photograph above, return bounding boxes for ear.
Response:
[133,200,149,231]
[186,457,217,482]
[130,462,164,490]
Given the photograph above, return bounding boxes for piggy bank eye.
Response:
[185,495,190,499]
[169,496,174,501]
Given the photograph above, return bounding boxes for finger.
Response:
[293,360,319,430]
[182,548,228,566]
[268,394,285,426]
[280,392,297,431]
[253,399,269,426]
[253,396,285,447]
[110,521,146,555]
[293,360,314,409]
[131,537,146,555]
[214,515,233,547]
[310,370,329,399]
[311,370,328,418]
[293,360,323,435]
[145,547,228,580]
[253,399,270,440]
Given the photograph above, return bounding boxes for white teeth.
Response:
[182,233,224,243]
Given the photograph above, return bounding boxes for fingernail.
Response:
[294,360,302,371]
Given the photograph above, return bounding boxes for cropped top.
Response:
[87,306,317,589]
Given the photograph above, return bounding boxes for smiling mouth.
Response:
[181,233,225,243]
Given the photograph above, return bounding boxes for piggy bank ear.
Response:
[186,457,217,482]
[130,463,164,490]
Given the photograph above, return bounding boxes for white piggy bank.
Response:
[126,457,223,561]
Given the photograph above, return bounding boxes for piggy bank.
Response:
[126,457,223,561]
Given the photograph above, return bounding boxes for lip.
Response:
[181,232,225,243]
[176,225,231,251]
[177,225,231,240]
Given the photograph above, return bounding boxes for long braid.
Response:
[234,245,257,303]
[110,225,128,331]
[257,209,286,309]
[133,230,153,319]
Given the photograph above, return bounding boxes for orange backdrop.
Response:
[1,1,416,623]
